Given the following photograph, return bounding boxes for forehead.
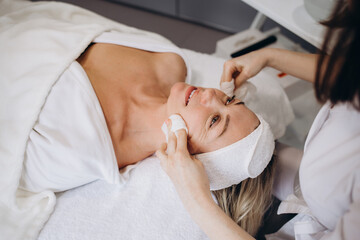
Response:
[198,103,258,153]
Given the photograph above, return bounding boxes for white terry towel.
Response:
[38,156,210,240]
[38,48,295,240]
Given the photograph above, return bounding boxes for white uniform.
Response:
[268,101,360,240]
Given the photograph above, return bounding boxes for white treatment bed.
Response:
[0,1,295,239]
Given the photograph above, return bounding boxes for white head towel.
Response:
[161,114,274,191]
[196,114,275,190]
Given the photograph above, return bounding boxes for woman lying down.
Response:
[20,31,276,237]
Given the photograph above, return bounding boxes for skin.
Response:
[221,48,318,88]
[166,82,259,154]
[77,43,259,169]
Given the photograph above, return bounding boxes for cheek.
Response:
[180,110,204,154]
[167,82,189,115]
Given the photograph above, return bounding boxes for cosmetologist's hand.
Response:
[156,120,255,240]
[156,120,213,210]
[221,49,269,89]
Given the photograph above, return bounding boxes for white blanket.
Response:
[0,1,294,239]
[0,1,180,239]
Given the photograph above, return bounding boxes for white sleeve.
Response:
[321,171,360,240]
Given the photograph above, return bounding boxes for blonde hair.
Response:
[212,155,276,237]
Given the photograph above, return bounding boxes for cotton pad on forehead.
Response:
[161,114,188,141]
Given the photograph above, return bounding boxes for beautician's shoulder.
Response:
[330,102,360,133]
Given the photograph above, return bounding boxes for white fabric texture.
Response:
[38,156,209,240]
[0,1,179,239]
[19,61,120,193]
[20,29,190,194]
[267,101,360,240]
[196,115,275,190]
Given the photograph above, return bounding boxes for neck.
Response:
[129,100,168,152]
[115,96,168,167]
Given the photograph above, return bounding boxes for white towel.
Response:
[38,156,209,240]
[196,115,275,190]
[0,1,182,239]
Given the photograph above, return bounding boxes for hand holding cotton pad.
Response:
[160,113,274,191]
[220,79,256,101]
[161,114,188,141]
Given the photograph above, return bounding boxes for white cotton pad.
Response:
[161,114,188,141]
[195,114,275,191]
[220,80,235,97]
[220,80,257,101]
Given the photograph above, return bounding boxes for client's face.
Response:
[167,82,260,154]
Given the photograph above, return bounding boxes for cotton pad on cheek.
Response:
[161,114,188,142]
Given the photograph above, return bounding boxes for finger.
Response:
[156,142,167,156]
[175,129,188,152]
[220,61,233,83]
[234,71,249,89]
[167,131,177,154]
[156,143,168,166]
[221,60,236,84]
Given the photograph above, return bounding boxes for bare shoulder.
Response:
[154,52,187,90]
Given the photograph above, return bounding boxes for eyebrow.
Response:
[217,101,243,138]
[218,114,230,138]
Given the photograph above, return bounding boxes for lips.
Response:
[185,86,197,106]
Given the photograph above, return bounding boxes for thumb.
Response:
[156,143,168,166]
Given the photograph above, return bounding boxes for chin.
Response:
[167,83,186,114]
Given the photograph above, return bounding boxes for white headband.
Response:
[161,114,275,191]
[195,114,274,190]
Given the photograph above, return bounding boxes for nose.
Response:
[200,88,216,105]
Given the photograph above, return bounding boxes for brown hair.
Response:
[212,155,276,237]
[315,0,360,110]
